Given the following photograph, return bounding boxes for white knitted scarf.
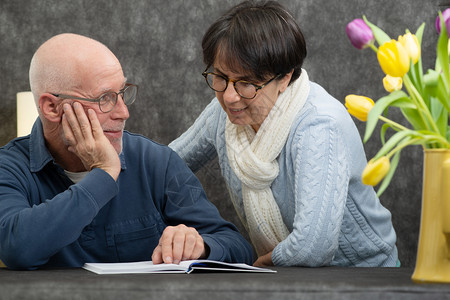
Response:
[225,70,310,256]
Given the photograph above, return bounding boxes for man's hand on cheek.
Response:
[61,102,121,180]
[151,224,208,264]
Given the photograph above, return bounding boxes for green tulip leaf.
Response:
[400,107,427,131]
[430,96,444,120]
[437,12,450,88]
[408,62,420,93]
[364,91,414,142]
[424,69,440,87]
[405,23,426,97]
[376,150,401,197]
[408,58,425,97]
[424,69,440,108]
[415,129,449,147]
[389,99,417,109]
[435,74,450,113]
[431,98,448,139]
[374,130,414,159]
[414,22,425,45]
[380,123,400,145]
[363,16,391,46]
[380,123,389,145]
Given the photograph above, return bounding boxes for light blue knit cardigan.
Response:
[170,81,398,267]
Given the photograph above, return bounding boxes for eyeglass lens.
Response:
[205,74,257,99]
[99,84,138,112]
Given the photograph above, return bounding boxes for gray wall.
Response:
[1,0,447,267]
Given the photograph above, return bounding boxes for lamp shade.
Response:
[17,91,38,137]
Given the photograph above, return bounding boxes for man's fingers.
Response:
[160,227,175,264]
[63,103,102,142]
[171,230,187,264]
[73,102,94,141]
[155,225,206,265]
[62,103,81,141]
[63,102,91,142]
[191,236,205,260]
[181,232,196,260]
[151,244,163,264]
[87,108,104,139]
[61,112,74,144]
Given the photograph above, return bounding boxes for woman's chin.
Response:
[227,116,249,126]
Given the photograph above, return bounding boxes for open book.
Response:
[83,259,276,274]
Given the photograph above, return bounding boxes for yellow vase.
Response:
[412,149,450,283]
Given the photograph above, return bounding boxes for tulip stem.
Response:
[378,115,408,131]
[422,135,450,148]
[368,43,378,53]
[403,75,441,134]
[385,134,450,160]
[386,137,422,159]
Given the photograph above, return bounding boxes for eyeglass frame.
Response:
[51,83,138,113]
[201,70,281,99]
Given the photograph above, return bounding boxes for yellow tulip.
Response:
[362,157,390,186]
[398,32,421,64]
[344,94,375,122]
[382,75,403,92]
[377,39,410,77]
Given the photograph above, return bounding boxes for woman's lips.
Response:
[228,107,247,115]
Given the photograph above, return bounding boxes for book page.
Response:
[83,260,276,274]
[186,260,276,273]
[83,261,189,274]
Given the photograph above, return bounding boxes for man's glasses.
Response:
[52,83,138,113]
[202,71,280,99]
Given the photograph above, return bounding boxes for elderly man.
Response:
[0,33,252,269]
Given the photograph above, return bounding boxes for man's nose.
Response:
[110,96,130,120]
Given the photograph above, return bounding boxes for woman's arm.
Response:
[272,114,350,267]
[169,98,222,172]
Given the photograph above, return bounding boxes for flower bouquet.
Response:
[345,11,450,196]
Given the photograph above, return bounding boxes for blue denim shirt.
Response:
[0,119,253,269]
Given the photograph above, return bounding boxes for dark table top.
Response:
[0,266,449,300]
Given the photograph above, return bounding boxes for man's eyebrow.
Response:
[120,79,127,89]
[99,79,127,93]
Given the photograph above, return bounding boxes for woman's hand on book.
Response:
[253,251,274,267]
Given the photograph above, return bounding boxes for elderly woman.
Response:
[170,0,398,267]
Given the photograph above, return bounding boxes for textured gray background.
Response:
[1,0,448,267]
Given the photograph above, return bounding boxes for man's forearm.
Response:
[0,169,117,269]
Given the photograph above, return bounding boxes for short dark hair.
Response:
[202,0,307,84]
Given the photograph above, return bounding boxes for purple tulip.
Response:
[435,8,450,36]
[346,18,374,49]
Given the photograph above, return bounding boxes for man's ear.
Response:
[279,70,294,93]
[39,93,63,122]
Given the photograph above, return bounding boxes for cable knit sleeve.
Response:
[272,111,350,267]
[169,99,222,173]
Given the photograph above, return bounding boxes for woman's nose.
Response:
[222,82,241,104]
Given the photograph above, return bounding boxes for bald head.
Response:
[29,33,123,105]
